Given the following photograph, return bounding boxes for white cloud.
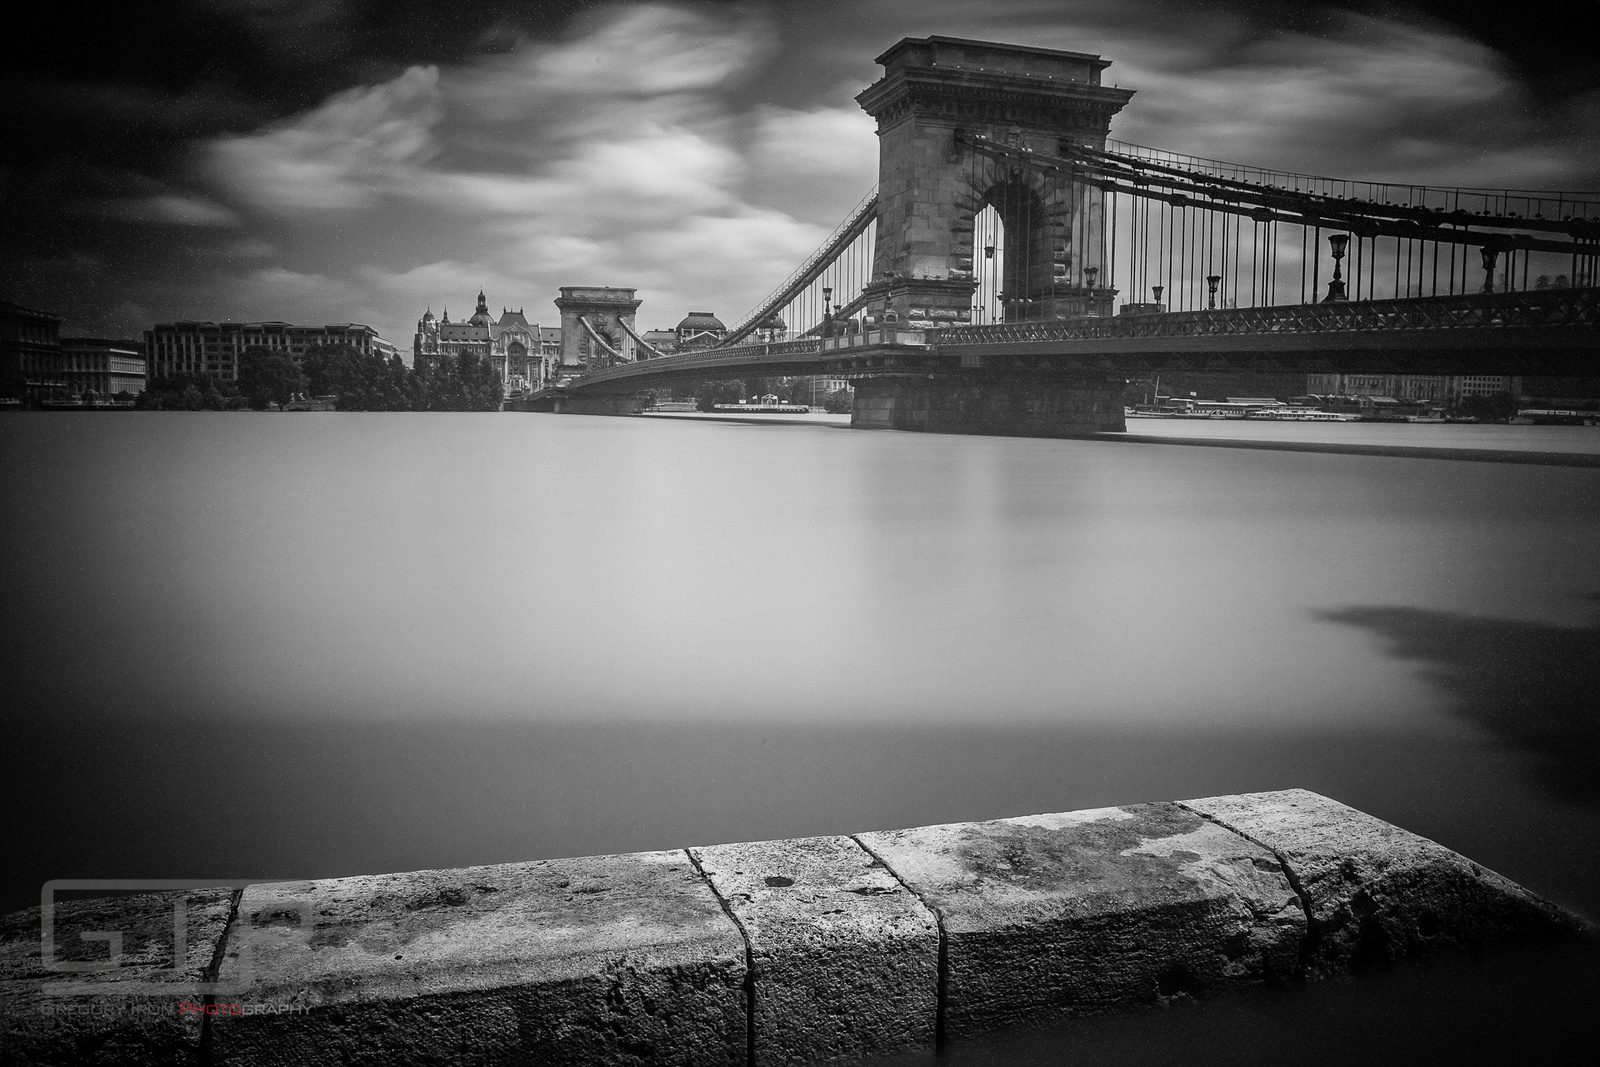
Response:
[102,193,240,227]
[750,106,876,176]
[195,3,833,343]
[210,64,444,212]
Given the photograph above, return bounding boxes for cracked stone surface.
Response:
[1181,788,1595,978]
[0,889,234,1067]
[691,834,938,1065]
[209,850,746,1066]
[857,802,1305,1038]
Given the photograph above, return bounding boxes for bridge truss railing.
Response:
[575,338,824,387]
[546,288,1596,396]
[930,285,1600,345]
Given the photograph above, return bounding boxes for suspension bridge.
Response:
[528,35,1600,435]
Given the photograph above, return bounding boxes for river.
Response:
[3,411,1597,1062]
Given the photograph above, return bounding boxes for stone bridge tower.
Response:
[857,37,1134,326]
[554,286,641,371]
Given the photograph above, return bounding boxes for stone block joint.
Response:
[685,847,757,1067]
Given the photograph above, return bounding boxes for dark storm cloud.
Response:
[2,0,1595,341]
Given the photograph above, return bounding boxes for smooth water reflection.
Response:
[2,412,1598,930]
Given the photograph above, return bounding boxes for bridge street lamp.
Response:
[822,286,833,337]
[1206,275,1221,309]
[1479,245,1499,294]
[1152,285,1164,308]
[1322,234,1350,302]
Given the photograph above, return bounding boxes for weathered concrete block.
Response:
[1180,789,1594,977]
[690,835,938,1065]
[209,851,745,1067]
[1,889,235,1067]
[857,803,1305,1038]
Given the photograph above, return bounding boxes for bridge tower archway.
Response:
[856,37,1132,326]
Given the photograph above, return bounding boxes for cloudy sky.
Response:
[2,0,1595,351]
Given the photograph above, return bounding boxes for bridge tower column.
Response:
[856,37,1135,327]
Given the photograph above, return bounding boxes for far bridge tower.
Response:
[555,287,642,373]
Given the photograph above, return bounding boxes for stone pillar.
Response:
[856,37,1135,327]
[851,375,1126,436]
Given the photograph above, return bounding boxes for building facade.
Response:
[143,321,395,383]
[61,338,146,397]
[1305,374,1522,402]
[1,298,65,403]
[413,291,559,391]
[674,312,726,349]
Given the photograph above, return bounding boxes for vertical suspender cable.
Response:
[1313,224,1321,301]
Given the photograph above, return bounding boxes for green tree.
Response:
[823,387,854,414]
[238,346,306,410]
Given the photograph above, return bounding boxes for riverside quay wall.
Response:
[3,789,1592,1066]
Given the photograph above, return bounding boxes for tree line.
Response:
[135,345,504,412]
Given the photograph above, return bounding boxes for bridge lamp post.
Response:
[1479,246,1499,294]
[1322,234,1349,302]
[1152,284,1164,309]
[1206,275,1221,309]
[822,286,833,337]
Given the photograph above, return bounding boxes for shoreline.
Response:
[1105,432,1600,466]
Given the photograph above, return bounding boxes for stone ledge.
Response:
[1180,789,1595,977]
[857,802,1306,1037]
[3,791,1590,1066]
[690,834,939,1064]
[0,888,235,1067]
[209,850,746,1067]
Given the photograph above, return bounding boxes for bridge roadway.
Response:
[528,287,1599,403]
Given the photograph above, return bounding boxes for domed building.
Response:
[413,290,560,390]
[675,311,726,349]
[753,313,787,344]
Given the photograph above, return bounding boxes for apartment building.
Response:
[143,321,396,382]
[60,338,146,397]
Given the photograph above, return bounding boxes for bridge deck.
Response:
[530,288,1599,399]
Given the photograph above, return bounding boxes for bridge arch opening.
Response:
[968,172,1057,323]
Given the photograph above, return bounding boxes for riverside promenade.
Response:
[3,789,1591,1066]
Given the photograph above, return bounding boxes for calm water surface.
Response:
[3,412,1597,1061]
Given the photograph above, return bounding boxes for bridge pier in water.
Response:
[851,375,1125,436]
